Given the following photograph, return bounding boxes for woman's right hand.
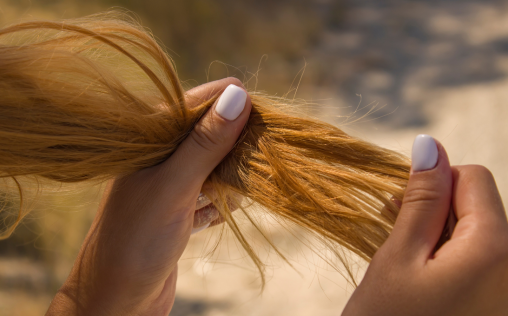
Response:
[343,135,508,316]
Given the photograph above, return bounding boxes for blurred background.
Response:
[1,0,508,315]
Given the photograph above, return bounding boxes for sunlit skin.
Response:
[46,77,251,316]
[343,142,508,316]
[45,78,508,316]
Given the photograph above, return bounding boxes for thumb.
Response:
[164,83,251,190]
[387,135,453,260]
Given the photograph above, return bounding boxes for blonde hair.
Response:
[0,11,410,286]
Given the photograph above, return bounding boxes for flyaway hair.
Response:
[0,11,410,286]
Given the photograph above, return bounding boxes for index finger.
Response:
[452,165,507,225]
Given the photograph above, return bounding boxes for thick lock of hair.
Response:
[0,11,410,286]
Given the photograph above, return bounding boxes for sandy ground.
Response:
[1,0,508,315]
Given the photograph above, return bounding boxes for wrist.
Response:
[47,272,172,316]
[46,273,147,316]
[46,287,79,316]
[46,283,127,316]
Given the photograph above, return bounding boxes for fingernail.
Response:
[412,134,438,172]
[195,192,211,210]
[215,84,247,121]
[191,222,210,235]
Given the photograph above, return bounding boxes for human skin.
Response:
[342,141,508,315]
[45,77,252,316]
[45,77,508,315]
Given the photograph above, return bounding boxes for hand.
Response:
[343,135,508,316]
[46,77,252,316]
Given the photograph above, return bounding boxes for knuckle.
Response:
[455,165,496,192]
[463,164,495,182]
[402,185,442,207]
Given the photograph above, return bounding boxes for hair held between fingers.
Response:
[0,10,410,287]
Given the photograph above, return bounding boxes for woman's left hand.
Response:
[46,77,251,316]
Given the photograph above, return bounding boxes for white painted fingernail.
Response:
[215,84,247,121]
[191,222,210,235]
[412,134,438,172]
